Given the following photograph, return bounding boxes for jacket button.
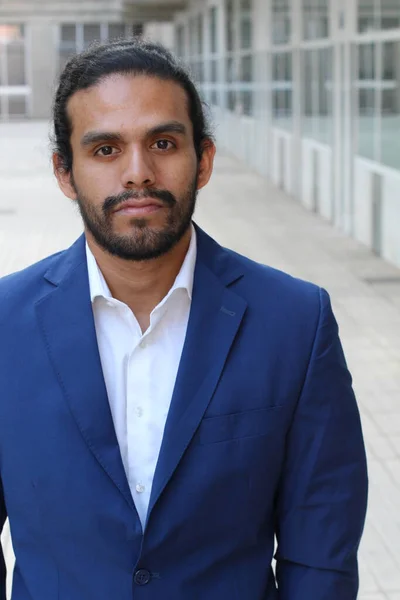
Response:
[134,569,151,586]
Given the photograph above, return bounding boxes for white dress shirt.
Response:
[86,225,196,531]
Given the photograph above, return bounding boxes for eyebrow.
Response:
[80,121,188,148]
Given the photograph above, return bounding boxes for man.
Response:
[0,39,367,600]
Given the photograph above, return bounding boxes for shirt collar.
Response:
[86,223,197,304]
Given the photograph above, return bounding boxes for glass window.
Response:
[176,25,185,58]
[0,24,26,88]
[380,0,400,29]
[108,24,126,41]
[303,0,329,40]
[189,17,197,56]
[240,0,252,50]
[241,91,253,115]
[83,24,101,48]
[358,0,377,32]
[380,40,400,169]
[241,55,253,82]
[228,90,236,111]
[357,43,377,160]
[211,59,218,83]
[61,24,76,44]
[302,48,333,144]
[132,24,143,37]
[272,52,293,129]
[196,14,204,55]
[7,41,25,85]
[226,0,235,52]
[0,24,24,43]
[240,18,252,50]
[226,56,235,83]
[8,95,26,116]
[359,43,376,80]
[358,0,400,32]
[210,7,218,54]
[272,0,291,45]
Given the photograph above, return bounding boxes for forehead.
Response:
[67,74,193,138]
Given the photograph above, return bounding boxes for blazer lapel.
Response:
[147,229,247,524]
[35,236,135,513]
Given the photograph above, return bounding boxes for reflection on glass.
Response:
[272,0,291,45]
[8,96,26,116]
[83,24,101,48]
[302,48,333,144]
[241,55,253,82]
[176,25,185,58]
[381,41,400,169]
[61,24,76,43]
[189,17,197,56]
[357,43,377,160]
[0,25,26,88]
[359,43,376,79]
[240,0,252,50]
[211,60,218,83]
[303,0,329,40]
[272,52,292,129]
[196,14,203,55]
[241,91,253,116]
[240,18,252,50]
[7,42,25,86]
[108,24,126,41]
[358,0,377,32]
[359,0,400,32]
[226,0,235,52]
[210,7,218,54]
[0,25,24,43]
[211,90,218,106]
[381,0,400,30]
[228,90,236,111]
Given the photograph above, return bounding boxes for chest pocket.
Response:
[198,406,286,445]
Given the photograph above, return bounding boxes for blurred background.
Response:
[0,1,400,265]
[0,1,400,600]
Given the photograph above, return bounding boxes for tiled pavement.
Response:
[1,121,400,598]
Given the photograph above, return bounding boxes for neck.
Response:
[87,227,193,332]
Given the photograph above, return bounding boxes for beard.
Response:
[72,175,198,261]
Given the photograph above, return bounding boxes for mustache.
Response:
[103,189,176,214]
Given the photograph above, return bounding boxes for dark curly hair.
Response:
[52,38,214,173]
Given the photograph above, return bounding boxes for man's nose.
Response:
[121,147,156,188]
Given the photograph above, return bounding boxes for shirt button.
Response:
[139,338,147,349]
[134,569,151,586]
[135,406,143,418]
[136,483,145,494]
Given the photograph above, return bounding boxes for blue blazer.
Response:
[0,225,368,600]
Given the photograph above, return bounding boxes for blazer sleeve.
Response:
[274,288,368,600]
[0,478,7,600]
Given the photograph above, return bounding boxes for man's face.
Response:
[54,73,215,260]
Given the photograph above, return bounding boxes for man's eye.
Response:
[152,140,175,151]
[95,146,116,156]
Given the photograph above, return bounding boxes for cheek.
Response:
[159,154,198,191]
[73,164,114,200]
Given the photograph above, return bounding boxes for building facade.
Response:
[174,0,400,270]
[0,0,399,270]
[0,0,179,120]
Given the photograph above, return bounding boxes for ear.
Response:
[52,153,77,201]
[196,140,216,191]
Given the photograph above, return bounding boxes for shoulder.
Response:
[222,246,327,339]
[227,246,321,305]
[0,250,64,314]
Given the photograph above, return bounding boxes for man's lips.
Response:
[113,199,164,216]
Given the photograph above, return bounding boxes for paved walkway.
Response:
[1,122,400,599]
